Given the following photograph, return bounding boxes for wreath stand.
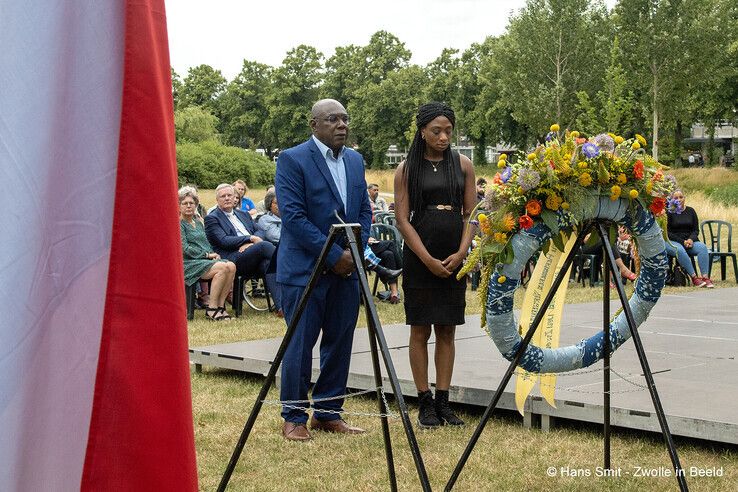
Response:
[217,223,431,492]
[445,220,688,492]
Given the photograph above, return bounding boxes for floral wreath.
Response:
[459,125,677,373]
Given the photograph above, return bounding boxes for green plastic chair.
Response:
[701,220,737,282]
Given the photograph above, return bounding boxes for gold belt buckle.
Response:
[435,205,452,211]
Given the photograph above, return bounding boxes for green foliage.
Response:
[176,141,275,188]
[263,45,324,151]
[175,106,219,143]
[218,60,272,150]
[179,64,227,113]
[706,183,738,207]
[171,68,182,109]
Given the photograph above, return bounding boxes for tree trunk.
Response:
[673,120,683,167]
[474,132,487,167]
[652,75,659,162]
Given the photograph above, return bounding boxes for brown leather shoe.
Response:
[282,421,311,441]
[309,417,366,434]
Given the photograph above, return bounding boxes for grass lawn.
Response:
[190,168,738,490]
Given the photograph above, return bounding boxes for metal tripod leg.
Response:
[445,226,590,491]
[218,223,430,491]
[345,227,432,492]
[216,230,340,492]
[597,222,688,491]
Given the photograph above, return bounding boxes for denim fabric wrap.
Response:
[486,197,667,373]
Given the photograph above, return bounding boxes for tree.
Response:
[263,45,324,150]
[575,37,635,135]
[218,60,272,150]
[179,64,227,113]
[322,44,364,104]
[171,68,183,110]
[174,106,219,143]
[350,66,428,167]
[615,0,694,161]
[495,0,611,138]
[424,48,462,107]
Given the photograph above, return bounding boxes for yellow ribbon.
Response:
[515,233,576,415]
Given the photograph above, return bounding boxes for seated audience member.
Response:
[205,183,283,314]
[666,190,713,288]
[255,185,276,216]
[257,190,281,245]
[368,183,388,214]
[179,187,237,321]
[367,237,402,303]
[233,179,258,217]
[581,234,637,285]
[476,178,487,203]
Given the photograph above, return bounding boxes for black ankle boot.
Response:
[435,389,464,426]
[417,390,441,429]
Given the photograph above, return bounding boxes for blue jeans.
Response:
[666,240,709,277]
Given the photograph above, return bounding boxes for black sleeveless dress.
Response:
[402,154,466,326]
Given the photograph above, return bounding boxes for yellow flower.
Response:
[577,161,587,169]
[497,160,506,169]
[646,181,654,194]
[494,232,508,243]
[617,173,627,185]
[545,194,562,210]
[518,186,524,194]
[561,201,570,210]
[550,123,560,132]
[610,185,622,200]
[570,130,579,138]
[478,213,488,223]
[608,132,616,139]
[498,275,507,284]
[636,134,647,147]
[502,213,516,232]
[614,136,624,145]
[527,152,537,161]
[579,173,592,186]
[631,141,641,150]
[629,189,639,199]
[499,153,507,161]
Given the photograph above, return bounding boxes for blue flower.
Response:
[517,168,541,191]
[593,133,615,153]
[581,142,600,158]
[500,166,513,183]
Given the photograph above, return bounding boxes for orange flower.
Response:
[633,160,644,179]
[525,199,542,216]
[519,214,534,230]
[502,213,516,232]
[649,197,666,216]
[493,172,504,185]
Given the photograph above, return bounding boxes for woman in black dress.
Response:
[394,102,476,428]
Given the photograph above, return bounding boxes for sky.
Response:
[166,0,537,80]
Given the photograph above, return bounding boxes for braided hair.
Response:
[403,102,461,218]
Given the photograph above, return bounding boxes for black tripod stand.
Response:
[444,220,688,491]
[217,223,431,492]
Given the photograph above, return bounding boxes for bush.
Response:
[176,141,275,188]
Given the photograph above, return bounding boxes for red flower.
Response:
[493,172,504,185]
[649,197,666,216]
[519,214,534,230]
[549,159,555,169]
[633,160,644,180]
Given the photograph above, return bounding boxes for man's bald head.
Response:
[310,99,349,154]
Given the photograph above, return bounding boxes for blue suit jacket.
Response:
[275,138,372,286]
[204,207,264,262]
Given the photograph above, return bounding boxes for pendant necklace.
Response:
[427,158,443,172]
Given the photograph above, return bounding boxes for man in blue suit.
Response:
[276,99,372,441]
[204,183,281,314]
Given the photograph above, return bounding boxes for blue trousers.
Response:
[666,240,709,277]
[279,275,360,423]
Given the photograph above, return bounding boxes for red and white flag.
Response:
[0,1,198,490]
